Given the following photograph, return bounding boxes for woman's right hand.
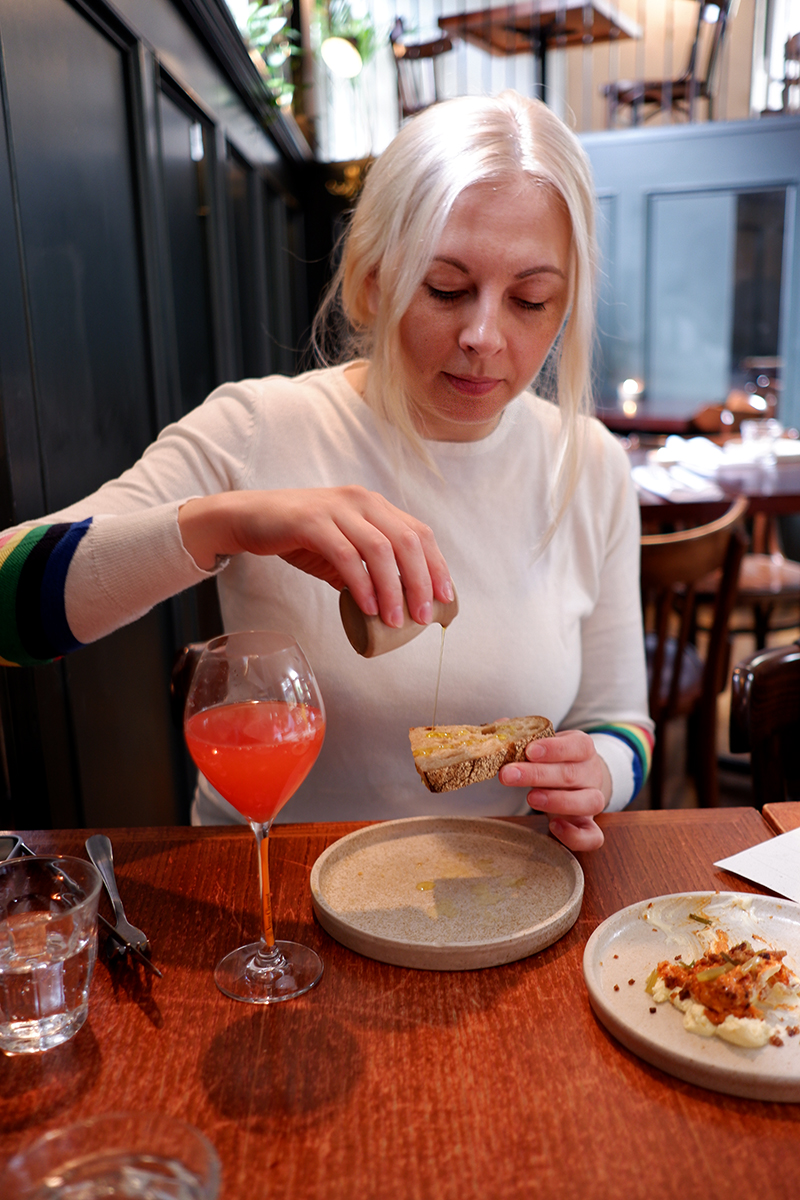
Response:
[178,487,454,629]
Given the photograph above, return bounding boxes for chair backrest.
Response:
[684,0,731,95]
[640,495,747,721]
[390,19,453,119]
[730,640,800,805]
[170,641,207,729]
[784,32,800,111]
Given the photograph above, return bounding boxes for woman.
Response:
[0,92,652,850]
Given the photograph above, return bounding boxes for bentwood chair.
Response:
[390,18,453,120]
[695,511,800,650]
[729,640,800,806]
[783,32,800,113]
[602,0,731,127]
[170,642,207,728]
[640,496,747,807]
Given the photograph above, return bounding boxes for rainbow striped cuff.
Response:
[0,519,92,666]
[586,722,653,796]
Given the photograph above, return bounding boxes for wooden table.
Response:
[438,0,640,98]
[597,398,703,437]
[3,811,800,1198]
[627,446,800,528]
[763,802,800,834]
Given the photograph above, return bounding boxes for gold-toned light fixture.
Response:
[320,35,363,78]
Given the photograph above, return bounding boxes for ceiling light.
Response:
[320,36,363,78]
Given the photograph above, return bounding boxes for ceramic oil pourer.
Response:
[339,586,458,657]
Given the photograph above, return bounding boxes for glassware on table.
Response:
[184,630,326,1003]
[0,1112,220,1199]
[0,856,102,1055]
[741,417,783,466]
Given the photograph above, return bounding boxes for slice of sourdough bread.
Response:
[409,715,555,794]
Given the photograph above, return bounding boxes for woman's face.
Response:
[397,178,572,442]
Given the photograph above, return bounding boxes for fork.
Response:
[85,834,151,955]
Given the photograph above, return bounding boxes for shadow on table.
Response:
[201,1007,363,1127]
[95,947,164,1029]
[314,917,579,1033]
[0,1023,102,1134]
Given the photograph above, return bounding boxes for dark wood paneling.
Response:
[2,0,155,510]
[0,0,309,829]
[159,86,218,416]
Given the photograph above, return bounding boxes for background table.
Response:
[627,446,800,528]
[2,811,800,1198]
[763,802,800,834]
[438,0,639,97]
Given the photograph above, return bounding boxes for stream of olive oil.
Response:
[431,625,446,727]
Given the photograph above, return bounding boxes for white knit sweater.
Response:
[42,364,652,823]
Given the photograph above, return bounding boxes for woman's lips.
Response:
[442,373,501,397]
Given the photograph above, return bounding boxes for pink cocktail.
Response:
[184,632,326,1003]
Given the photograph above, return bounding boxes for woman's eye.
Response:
[515,298,547,312]
[425,284,464,303]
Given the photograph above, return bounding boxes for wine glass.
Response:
[184,630,326,1003]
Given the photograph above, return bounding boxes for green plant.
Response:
[245,1,301,109]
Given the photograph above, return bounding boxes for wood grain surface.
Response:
[3,809,800,1199]
[762,802,800,834]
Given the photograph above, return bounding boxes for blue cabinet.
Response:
[582,117,800,429]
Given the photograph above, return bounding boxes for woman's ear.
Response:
[364,268,380,316]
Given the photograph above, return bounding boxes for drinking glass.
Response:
[0,856,102,1054]
[184,630,326,1003]
[741,417,783,466]
[0,1112,220,1199]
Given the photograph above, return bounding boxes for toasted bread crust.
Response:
[409,716,554,793]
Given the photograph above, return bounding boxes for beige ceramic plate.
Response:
[583,891,800,1101]
[310,816,583,971]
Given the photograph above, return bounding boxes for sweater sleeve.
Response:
[0,380,264,666]
[0,521,91,665]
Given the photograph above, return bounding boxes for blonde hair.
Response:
[313,91,598,523]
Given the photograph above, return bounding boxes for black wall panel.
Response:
[0,0,307,828]
[2,0,154,511]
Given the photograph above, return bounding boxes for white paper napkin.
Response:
[651,436,726,473]
[631,462,725,503]
[653,434,800,471]
[715,827,800,904]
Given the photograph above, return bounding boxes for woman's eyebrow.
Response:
[431,255,565,280]
[517,265,566,280]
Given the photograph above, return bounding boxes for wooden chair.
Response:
[641,495,747,807]
[685,395,800,650]
[170,642,207,729]
[696,510,800,650]
[390,19,453,120]
[602,0,731,127]
[783,32,800,113]
[729,640,800,805]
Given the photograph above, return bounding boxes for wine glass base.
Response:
[214,940,323,1004]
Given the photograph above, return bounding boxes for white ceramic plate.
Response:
[583,892,800,1101]
[310,816,583,971]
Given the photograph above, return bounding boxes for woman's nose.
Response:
[458,299,505,356]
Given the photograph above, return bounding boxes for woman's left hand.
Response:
[499,730,611,851]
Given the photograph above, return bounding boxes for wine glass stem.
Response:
[252,820,275,949]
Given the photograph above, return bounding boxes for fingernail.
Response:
[363,594,379,616]
[388,606,404,628]
[419,601,432,625]
[528,791,548,809]
[526,742,546,760]
[504,766,521,784]
[443,580,454,602]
